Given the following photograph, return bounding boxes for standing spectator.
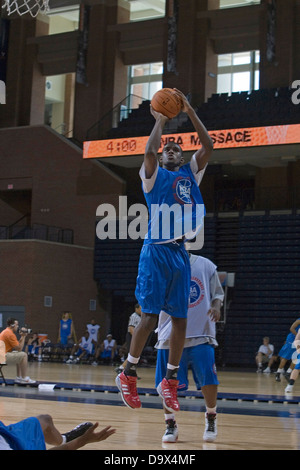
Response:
[256,337,277,373]
[58,311,77,346]
[86,318,101,353]
[0,318,36,384]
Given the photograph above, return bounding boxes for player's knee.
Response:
[37,414,54,430]
[140,312,157,332]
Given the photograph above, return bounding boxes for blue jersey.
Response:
[0,418,46,450]
[60,318,72,345]
[143,163,205,244]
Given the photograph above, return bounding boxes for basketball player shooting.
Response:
[116,88,213,413]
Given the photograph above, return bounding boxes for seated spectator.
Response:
[256,337,277,373]
[0,318,36,384]
[25,332,42,362]
[66,331,94,364]
[94,334,116,365]
[0,415,116,450]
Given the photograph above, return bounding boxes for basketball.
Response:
[151,88,183,119]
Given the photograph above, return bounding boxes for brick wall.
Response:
[0,240,108,342]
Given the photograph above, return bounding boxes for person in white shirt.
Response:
[256,337,277,373]
[116,304,142,373]
[66,330,94,364]
[86,319,101,352]
[94,334,117,365]
[155,253,224,443]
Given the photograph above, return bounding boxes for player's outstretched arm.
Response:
[174,88,213,171]
[144,106,169,179]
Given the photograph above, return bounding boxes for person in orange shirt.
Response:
[0,318,36,384]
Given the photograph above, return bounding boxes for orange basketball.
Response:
[151,88,183,119]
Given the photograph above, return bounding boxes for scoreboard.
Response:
[83,124,300,159]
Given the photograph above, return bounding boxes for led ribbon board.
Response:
[83,124,300,159]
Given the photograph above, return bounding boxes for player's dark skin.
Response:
[129,88,213,369]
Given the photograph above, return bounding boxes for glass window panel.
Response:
[218,54,232,67]
[128,62,163,102]
[254,70,260,90]
[232,71,250,92]
[149,81,163,97]
[217,74,232,94]
[220,0,261,9]
[131,64,150,77]
[131,83,149,99]
[150,62,164,74]
[233,52,251,65]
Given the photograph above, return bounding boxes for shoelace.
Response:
[165,420,176,434]
[207,415,216,432]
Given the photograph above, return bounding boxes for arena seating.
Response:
[102,87,299,140]
[222,211,300,367]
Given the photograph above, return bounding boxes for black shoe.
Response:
[283,372,291,383]
[275,373,281,382]
[62,422,93,442]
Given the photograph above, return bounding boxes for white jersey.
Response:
[103,338,116,351]
[80,336,93,354]
[156,254,224,349]
[86,323,100,342]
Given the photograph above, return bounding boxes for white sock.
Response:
[287,368,292,373]
[167,363,179,370]
[206,406,217,414]
[164,413,175,422]
[277,368,284,373]
[127,354,140,364]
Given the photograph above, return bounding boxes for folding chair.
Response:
[0,340,7,385]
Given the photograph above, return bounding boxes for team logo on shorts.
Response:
[189,277,204,307]
[172,177,193,204]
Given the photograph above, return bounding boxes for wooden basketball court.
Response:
[1,361,300,451]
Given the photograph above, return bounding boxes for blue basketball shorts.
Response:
[155,343,219,390]
[278,341,295,360]
[135,242,191,318]
[0,417,46,450]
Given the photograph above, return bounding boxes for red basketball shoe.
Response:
[156,377,180,412]
[116,371,141,409]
